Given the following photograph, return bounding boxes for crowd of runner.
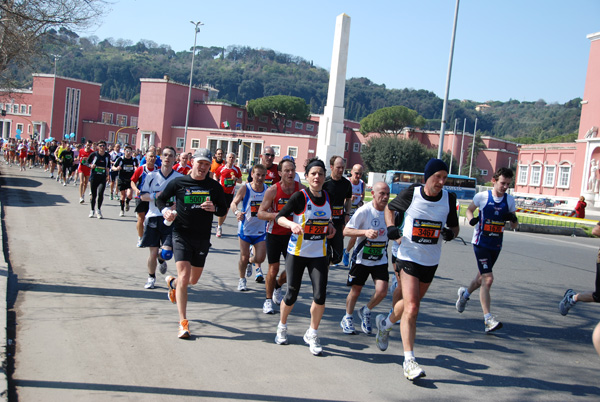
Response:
[4,136,599,378]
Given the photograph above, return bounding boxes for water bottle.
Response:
[164,210,177,226]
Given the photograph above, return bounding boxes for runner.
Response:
[87,140,111,219]
[273,157,336,356]
[139,147,181,289]
[231,164,268,292]
[456,167,518,332]
[173,152,191,175]
[158,148,228,338]
[209,148,224,179]
[340,182,391,335]
[26,140,36,169]
[323,155,352,266]
[214,152,242,237]
[48,140,58,178]
[247,146,280,186]
[17,140,27,171]
[109,143,123,200]
[375,158,459,380]
[77,140,93,203]
[112,145,139,217]
[343,164,366,266]
[130,150,156,246]
[258,157,303,314]
[58,144,74,186]
[54,140,66,182]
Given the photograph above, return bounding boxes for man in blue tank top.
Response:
[455,167,518,333]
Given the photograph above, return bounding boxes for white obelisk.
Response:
[316,13,351,171]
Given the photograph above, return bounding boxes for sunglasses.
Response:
[264,153,275,157]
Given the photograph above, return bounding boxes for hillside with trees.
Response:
[10,29,582,143]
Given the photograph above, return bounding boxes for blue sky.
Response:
[85,0,600,104]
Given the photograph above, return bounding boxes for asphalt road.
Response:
[0,163,599,401]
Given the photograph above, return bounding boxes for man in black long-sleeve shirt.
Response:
[157,148,227,339]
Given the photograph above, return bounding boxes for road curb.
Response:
[0,200,8,401]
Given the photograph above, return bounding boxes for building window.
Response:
[258,127,266,132]
[130,116,138,127]
[130,134,136,147]
[116,114,127,126]
[259,116,268,123]
[529,165,541,186]
[345,142,349,151]
[28,105,32,114]
[191,139,200,149]
[108,131,115,143]
[557,165,571,188]
[543,165,556,187]
[246,125,254,131]
[271,145,280,156]
[517,165,528,185]
[294,122,303,129]
[270,129,277,133]
[287,146,298,158]
[13,104,18,113]
[286,120,292,128]
[237,110,243,118]
[176,137,185,149]
[353,143,360,152]
[0,103,3,110]
[306,124,314,132]
[116,132,128,145]
[16,123,23,133]
[20,105,26,114]
[102,112,113,124]
[63,87,81,139]
[247,115,254,121]
[480,169,488,176]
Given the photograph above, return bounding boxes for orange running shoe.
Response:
[165,275,176,304]
[178,319,190,339]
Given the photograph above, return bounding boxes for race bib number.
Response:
[184,189,210,205]
[80,157,88,166]
[224,178,235,187]
[304,219,329,241]
[265,178,274,186]
[93,166,106,173]
[276,198,289,211]
[362,240,386,261]
[332,206,344,218]
[483,219,505,237]
[411,219,442,244]
[250,200,261,217]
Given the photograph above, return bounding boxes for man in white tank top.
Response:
[343,164,365,266]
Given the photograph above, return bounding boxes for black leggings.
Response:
[90,176,107,211]
[283,255,329,306]
[594,250,600,302]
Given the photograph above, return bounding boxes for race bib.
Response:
[250,200,261,217]
[224,178,235,187]
[362,240,386,261]
[184,189,210,205]
[411,219,442,244]
[332,206,344,217]
[304,219,329,241]
[93,166,106,173]
[483,219,505,237]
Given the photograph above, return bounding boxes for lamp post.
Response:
[49,54,60,141]
[183,20,203,154]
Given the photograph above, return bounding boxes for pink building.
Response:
[515,31,600,207]
[0,74,138,144]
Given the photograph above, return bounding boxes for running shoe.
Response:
[63,182,66,186]
[273,286,284,305]
[50,174,54,178]
[245,263,252,278]
[79,197,84,204]
[158,259,167,275]
[303,330,323,356]
[456,286,469,313]
[96,209,103,219]
[484,315,503,333]
[375,314,392,351]
[136,237,142,247]
[342,250,350,267]
[559,289,577,316]
[125,202,130,212]
[390,273,398,294]
[144,276,156,289]
[238,278,247,291]
[165,276,176,303]
[216,226,222,237]
[178,319,190,339]
[255,267,264,283]
[403,359,426,380]
[358,306,372,334]
[88,210,94,218]
[263,299,274,314]
[340,315,357,335]
[275,325,288,345]
[110,192,114,200]
[119,211,125,217]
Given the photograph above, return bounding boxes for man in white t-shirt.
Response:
[340,182,390,336]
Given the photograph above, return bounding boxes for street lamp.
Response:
[183,20,203,153]
[49,54,60,141]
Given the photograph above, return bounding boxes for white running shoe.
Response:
[273,286,284,305]
[340,315,357,335]
[255,266,264,283]
[96,209,103,219]
[358,306,372,334]
[559,289,576,316]
[237,278,247,291]
[484,315,503,333]
[403,359,426,380]
[216,226,222,237]
[375,314,392,351]
[144,276,156,289]
[79,197,84,204]
[88,210,94,218]
[275,325,288,345]
[158,260,167,275]
[119,211,125,217]
[263,299,274,314]
[303,330,323,356]
[136,237,142,247]
[456,287,469,313]
[245,263,252,278]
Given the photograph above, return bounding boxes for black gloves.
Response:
[387,226,401,240]
[441,227,455,241]
[503,212,518,223]
[469,215,480,226]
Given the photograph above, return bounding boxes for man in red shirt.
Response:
[215,152,242,237]
[247,146,280,186]
[77,140,94,204]
[173,152,191,175]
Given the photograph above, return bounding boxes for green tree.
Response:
[359,105,426,137]
[246,95,310,132]
[361,137,431,173]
